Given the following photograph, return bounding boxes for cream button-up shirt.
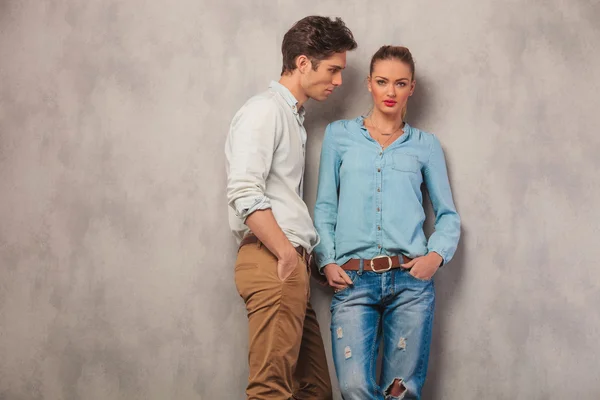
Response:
[225,81,319,252]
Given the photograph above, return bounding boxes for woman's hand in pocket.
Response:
[401,252,443,280]
[323,263,353,291]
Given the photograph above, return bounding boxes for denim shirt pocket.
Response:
[391,153,421,173]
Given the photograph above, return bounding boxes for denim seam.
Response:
[425,133,435,169]
[369,313,382,395]
[414,288,435,385]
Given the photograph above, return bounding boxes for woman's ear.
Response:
[367,76,372,93]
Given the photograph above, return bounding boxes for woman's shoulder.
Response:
[326,116,365,135]
[406,123,441,146]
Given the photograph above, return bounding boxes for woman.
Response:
[313,45,461,399]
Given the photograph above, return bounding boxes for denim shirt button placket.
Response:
[376,152,384,251]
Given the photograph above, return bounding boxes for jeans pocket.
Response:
[332,271,360,295]
[407,269,432,283]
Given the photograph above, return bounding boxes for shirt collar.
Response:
[356,115,412,144]
[269,80,305,124]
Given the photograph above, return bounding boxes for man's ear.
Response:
[296,55,310,74]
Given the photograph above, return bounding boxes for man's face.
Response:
[300,52,347,101]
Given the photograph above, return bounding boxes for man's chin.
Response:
[313,93,332,102]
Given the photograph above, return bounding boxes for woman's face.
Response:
[368,59,415,118]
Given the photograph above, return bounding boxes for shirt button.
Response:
[378,245,382,249]
[377,207,380,212]
[377,188,381,192]
[377,168,381,172]
[378,226,381,230]
[379,152,383,156]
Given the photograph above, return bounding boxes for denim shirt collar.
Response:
[356,115,412,147]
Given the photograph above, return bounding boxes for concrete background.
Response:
[1,0,599,399]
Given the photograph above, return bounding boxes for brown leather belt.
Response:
[239,234,311,266]
[342,254,412,273]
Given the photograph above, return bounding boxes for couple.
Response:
[225,16,460,400]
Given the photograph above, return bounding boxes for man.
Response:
[225,15,357,400]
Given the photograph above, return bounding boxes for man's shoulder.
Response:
[229,91,283,130]
[237,90,281,115]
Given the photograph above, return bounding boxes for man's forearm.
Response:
[245,209,297,260]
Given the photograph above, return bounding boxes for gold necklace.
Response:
[369,116,404,136]
[367,117,404,148]
[379,131,399,149]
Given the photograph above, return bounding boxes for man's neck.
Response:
[278,74,308,109]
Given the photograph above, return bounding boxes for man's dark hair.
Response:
[281,16,357,74]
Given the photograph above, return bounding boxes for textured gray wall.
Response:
[1,1,599,399]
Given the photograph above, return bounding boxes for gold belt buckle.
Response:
[370,255,392,273]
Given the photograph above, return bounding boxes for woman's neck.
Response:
[368,111,403,134]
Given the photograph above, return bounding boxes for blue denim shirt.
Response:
[313,116,460,270]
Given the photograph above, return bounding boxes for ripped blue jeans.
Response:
[330,267,435,400]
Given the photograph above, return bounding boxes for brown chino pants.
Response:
[234,240,332,400]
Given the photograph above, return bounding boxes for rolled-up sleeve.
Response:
[225,99,280,222]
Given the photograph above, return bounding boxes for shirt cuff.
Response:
[317,256,336,273]
[233,195,272,222]
[426,249,447,267]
